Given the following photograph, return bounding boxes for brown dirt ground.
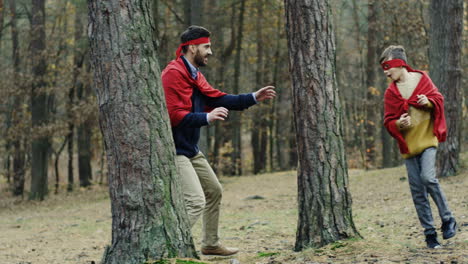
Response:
[1,160,467,264]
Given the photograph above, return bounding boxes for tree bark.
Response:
[429,0,463,177]
[365,0,378,169]
[252,0,268,174]
[230,0,246,175]
[9,0,25,196]
[77,78,93,188]
[284,0,360,250]
[0,0,4,46]
[74,2,93,188]
[184,0,203,28]
[88,0,197,262]
[30,0,50,200]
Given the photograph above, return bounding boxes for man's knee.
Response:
[186,195,206,217]
[206,184,223,203]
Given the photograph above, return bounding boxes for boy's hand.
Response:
[255,86,276,102]
[398,113,411,129]
[417,94,429,106]
[208,107,229,123]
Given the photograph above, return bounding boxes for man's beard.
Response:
[194,51,207,67]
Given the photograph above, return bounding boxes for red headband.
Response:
[175,37,211,58]
[381,59,414,71]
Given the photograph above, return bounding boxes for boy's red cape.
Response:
[162,57,226,127]
[383,70,446,154]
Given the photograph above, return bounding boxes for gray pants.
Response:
[404,147,453,235]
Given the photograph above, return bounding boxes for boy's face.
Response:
[382,57,404,82]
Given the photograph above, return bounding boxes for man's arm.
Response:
[205,93,256,110]
[205,86,275,110]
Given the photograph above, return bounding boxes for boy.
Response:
[381,45,457,248]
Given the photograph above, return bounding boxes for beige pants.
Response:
[176,152,222,247]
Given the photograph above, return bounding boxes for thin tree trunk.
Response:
[284,0,360,250]
[77,74,93,188]
[365,0,378,169]
[30,0,50,201]
[429,0,463,177]
[230,0,246,175]
[88,0,197,262]
[0,0,4,49]
[54,138,67,194]
[252,0,267,174]
[184,0,203,28]
[8,0,25,196]
[74,2,92,187]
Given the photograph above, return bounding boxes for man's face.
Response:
[382,58,404,82]
[193,43,212,67]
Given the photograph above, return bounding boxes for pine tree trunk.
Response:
[8,0,25,196]
[30,0,50,200]
[429,0,463,177]
[230,0,246,175]
[252,0,267,174]
[88,0,197,262]
[365,0,378,169]
[284,0,360,250]
[0,0,4,48]
[77,80,93,188]
[74,3,93,188]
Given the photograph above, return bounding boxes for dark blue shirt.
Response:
[172,57,257,158]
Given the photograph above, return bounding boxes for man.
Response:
[161,25,275,256]
[381,45,457,249]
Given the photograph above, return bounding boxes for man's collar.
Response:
[181,56,199,79]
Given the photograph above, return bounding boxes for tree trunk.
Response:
[30,0,50,200]
[230,0,246,175]
[184,0,203,28]
[88,0,197,262]
[77,75,93,188]
[8,0,25,196]
[0,0,4,47]
[365,0,378,169]
[284,0,360,250]
[74,2,93,188]
[429,0,463,177]
[252,0,267,174]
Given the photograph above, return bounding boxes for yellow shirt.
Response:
[396,72,438,159]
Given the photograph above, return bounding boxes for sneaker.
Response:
[201,244,239,256]
[441,217,457,239]
[425,233,441,249]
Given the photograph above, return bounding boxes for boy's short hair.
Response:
[180,26,211,53]
[379,45,407,64]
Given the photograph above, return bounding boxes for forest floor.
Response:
[1,154,467,264]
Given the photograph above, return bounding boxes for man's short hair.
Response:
[180,26,211,53]
[379,45,407,64]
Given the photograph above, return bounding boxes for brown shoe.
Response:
[201,245,239,256]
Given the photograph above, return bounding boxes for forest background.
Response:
[0,0,466,198]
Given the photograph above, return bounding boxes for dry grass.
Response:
[1,159,467,264]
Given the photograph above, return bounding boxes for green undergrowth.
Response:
[145,259,209,264]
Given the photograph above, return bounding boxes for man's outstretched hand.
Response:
[255,86,276,102]
[208,107,229,123]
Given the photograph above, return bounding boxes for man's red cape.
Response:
[162,57,226,127]
[383,70,446,154]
